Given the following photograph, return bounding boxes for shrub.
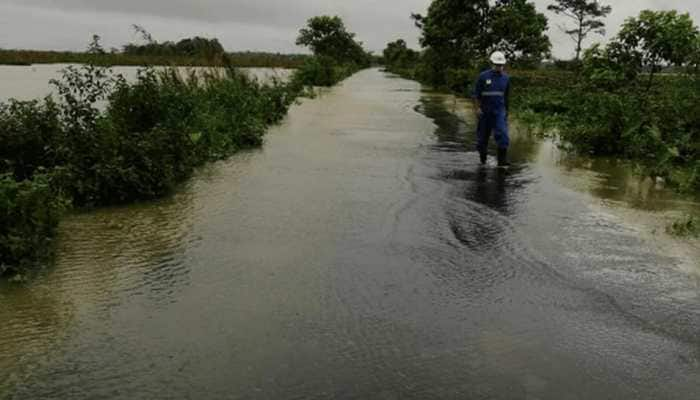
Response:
[0,61,315,274]
[0,173,67,276]
[0,98,63,180]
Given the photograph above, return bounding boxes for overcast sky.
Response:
[1,1,699,59]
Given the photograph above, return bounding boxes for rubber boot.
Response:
[479,151,488,165]
[497,148,510,167]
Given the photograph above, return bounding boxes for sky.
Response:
[1,0,699,59]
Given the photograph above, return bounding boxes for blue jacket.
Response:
[473,69,510,114]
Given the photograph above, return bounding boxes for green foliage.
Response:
[547,0,612,61]
[383,40,420,70]
[123,26,226,61]
[616,10,698,68]
[607,10,699,90]
[526,10,700,191]
[49,65,300,205]
[1,18,365,277]
[296,16,371,67]
[490,0,552,66]
[443,68,480,96]
[388,8,700,195]
[413,0,491,74]
[0,173,67,276]
[292,56,353,87]
[0,61,306,275]
[0,98,63,181]
[409,0,551,85]
[293,15,368,87]
[580,44,630,88]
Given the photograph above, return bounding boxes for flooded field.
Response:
[1,69,699,399]
[0,64,293,103]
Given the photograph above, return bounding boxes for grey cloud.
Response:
[9,0,324,27]
[2,0,700,58]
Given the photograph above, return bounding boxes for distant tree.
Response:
[175,37,225,58]
[132,25,155,45]
[296,15,370,65]
[383,39,419,69]
[491,0,551,65]
[122,27,225,60]
[412,0,491,71]
[411,0,551,82]
[547,0,612,61]
[87,34,105,55]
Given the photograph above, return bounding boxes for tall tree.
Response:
[491,0,551,64]
[413,0,491,72]
[607,10,699,92]
[412,0,551,83]
[87,34,105,55]
[296,16,368,65]
[383,39,419,69]
[547,0,612,61]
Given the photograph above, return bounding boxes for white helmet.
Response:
[490,51,507,65]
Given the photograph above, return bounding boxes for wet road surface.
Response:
[2,68,700,399]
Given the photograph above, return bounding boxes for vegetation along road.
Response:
[2,66,700,399]
[2,1,700,398]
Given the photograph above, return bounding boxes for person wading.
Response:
[472,51,511,167]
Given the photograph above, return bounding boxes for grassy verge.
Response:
[0,57,361,278]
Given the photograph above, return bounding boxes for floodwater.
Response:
[1,68,700,399]
[0,64,293,103]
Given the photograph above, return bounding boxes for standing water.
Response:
[0,64,293,103]
[1,69,699,399]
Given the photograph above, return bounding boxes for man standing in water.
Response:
[472,51,511,167]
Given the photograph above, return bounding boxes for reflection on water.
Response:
[1,69,699,399]
[423,92,700,218]
[0,185,198,393]
[537,141,700,213]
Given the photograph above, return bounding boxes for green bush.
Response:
[444,68,476,96]
[0,173,67,276]
[0,98,63,180]
[0,62,310,274]
[292,56,359,87]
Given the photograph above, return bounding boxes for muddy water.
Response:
[2,69,700,399]
[0,64,292,102]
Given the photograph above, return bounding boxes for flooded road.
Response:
[2,68,700,399]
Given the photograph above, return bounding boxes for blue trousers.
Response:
[476,111,509,153]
